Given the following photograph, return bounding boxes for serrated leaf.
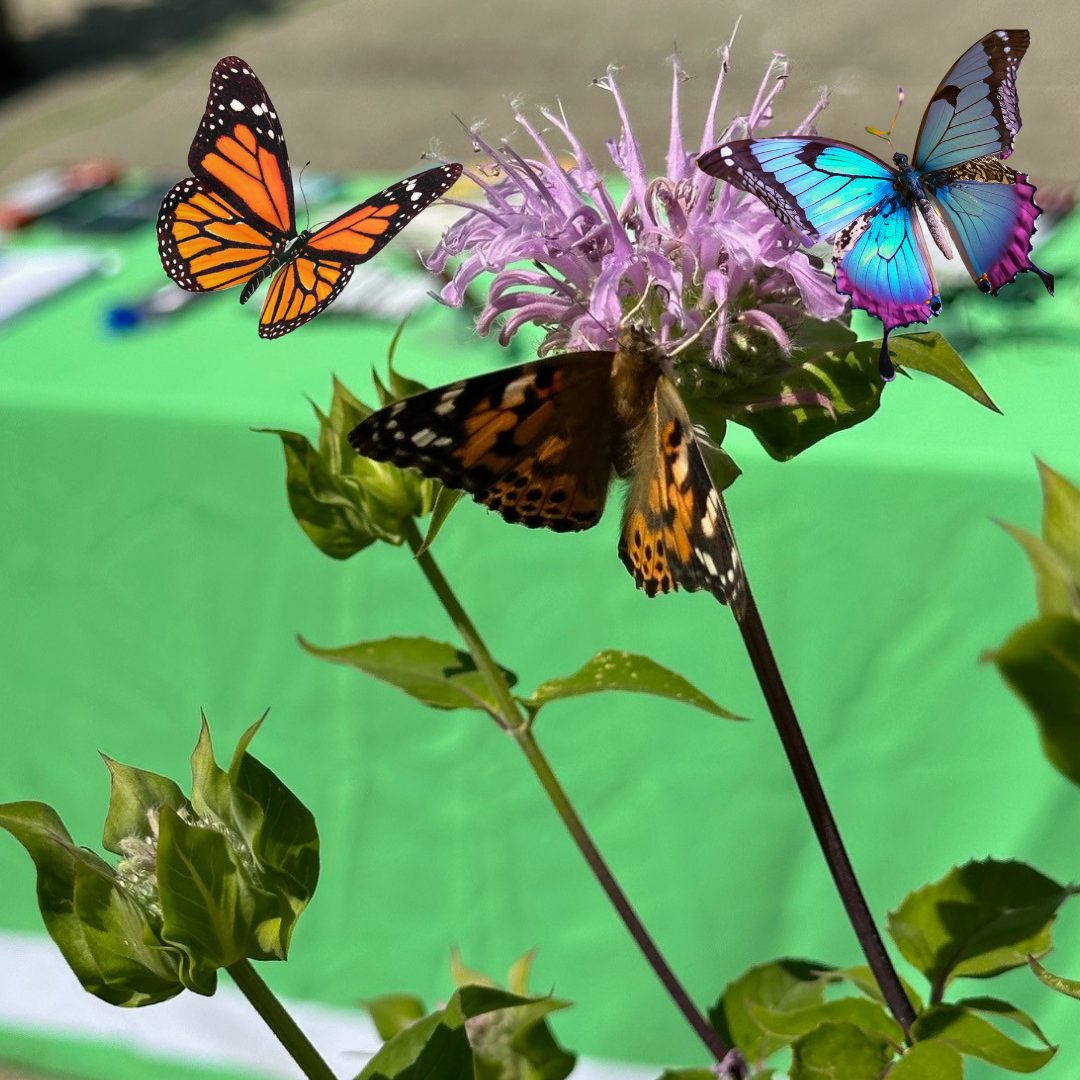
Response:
[888,331,998,412]
[364,994,427,1040]
[100,756,188,856]
[997,522,1080,618]
[725,340,885,461]
[709,959,833,1062]
[302,635,517,715]
[887,1040,963,1079]
[749,996,903,1046]
[0,801,188,1006]
[416,487,464,557]
[887,859,1073,992]
[1038,459,1080,585]
[989,614,1080,787]
[1028,955,1080,1001]
[912,1004,1056,1072]
[527,651,743,721]
[789,1020,893,1080]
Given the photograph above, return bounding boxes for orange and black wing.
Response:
[157,178,282,292]
[257,256,354,339]
[256,164,461,338]
[620,376,746,611]
[186,55,294,242]
[304,164,462,264]
[349,353,617,532]
[157,56,294,293]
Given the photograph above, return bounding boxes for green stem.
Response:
[401,517,738,1069]
[227,960,338,1080]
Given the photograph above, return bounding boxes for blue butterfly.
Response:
[697,29,1054,380]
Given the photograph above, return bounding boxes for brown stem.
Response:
[734,579,917,1035]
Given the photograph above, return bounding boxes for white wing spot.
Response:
[230,99,245,111]
[412,430,437,448]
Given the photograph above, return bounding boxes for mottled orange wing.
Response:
[157,177,280,292]
[349,353,618,532]
[258,256,354,339]
[186,55,294,240]
[619,376,745,611]
[304,164,463,262]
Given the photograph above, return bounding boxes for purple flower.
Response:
[427,45,846,373]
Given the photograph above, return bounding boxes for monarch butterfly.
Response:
[157,56,462,338]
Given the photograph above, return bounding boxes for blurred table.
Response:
[1,204,1080,1080]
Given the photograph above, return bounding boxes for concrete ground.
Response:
[1,0,1078,189]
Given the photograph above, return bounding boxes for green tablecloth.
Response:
[2,207,1079,1079]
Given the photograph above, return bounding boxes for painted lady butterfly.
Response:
[349,328,746,611]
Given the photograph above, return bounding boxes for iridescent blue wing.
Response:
[914,30,1029,172]
[834,196,941,380]
[697,137,895,242]
[926,159,1054,297]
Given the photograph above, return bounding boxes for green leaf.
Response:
[912,1004,1056,1072]
[1028,954,1080,1000]
[887,859,1074,993]
[955,996,1053,1047]
[832,966,924,1014]
[724,339,885,462]
[709,959,832,1062]
[1038,459,1080,586]
[232,750,319,907]
[264,427,384,559]
[0,801,189,1006]
[100,756,188,856]
[996,522,1080,618]
[416,487,464,556]
[301,635,518,715]
[749,996,903,1047]
[527,650,744,721]
[364,994,427,1040]
[888,331,999,412]
[356,986,540,1080]
[156,805,260,983]
[789,1020,893,1080]
[989,614,1080,786]
[886,1041,963,1079]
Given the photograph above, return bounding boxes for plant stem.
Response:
[227,959,338,1080]
[733,580,917,1036]
[401,517,739,1070]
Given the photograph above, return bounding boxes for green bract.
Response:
[0,716,318,1007]
[362,950,575,1080]
[266,368,439,558]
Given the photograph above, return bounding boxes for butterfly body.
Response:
[349,330,746,610]
[697,30,1053,380]
[157,56,461,337]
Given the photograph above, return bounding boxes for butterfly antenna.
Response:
[865,86,904,146]
[297,161,312,231]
